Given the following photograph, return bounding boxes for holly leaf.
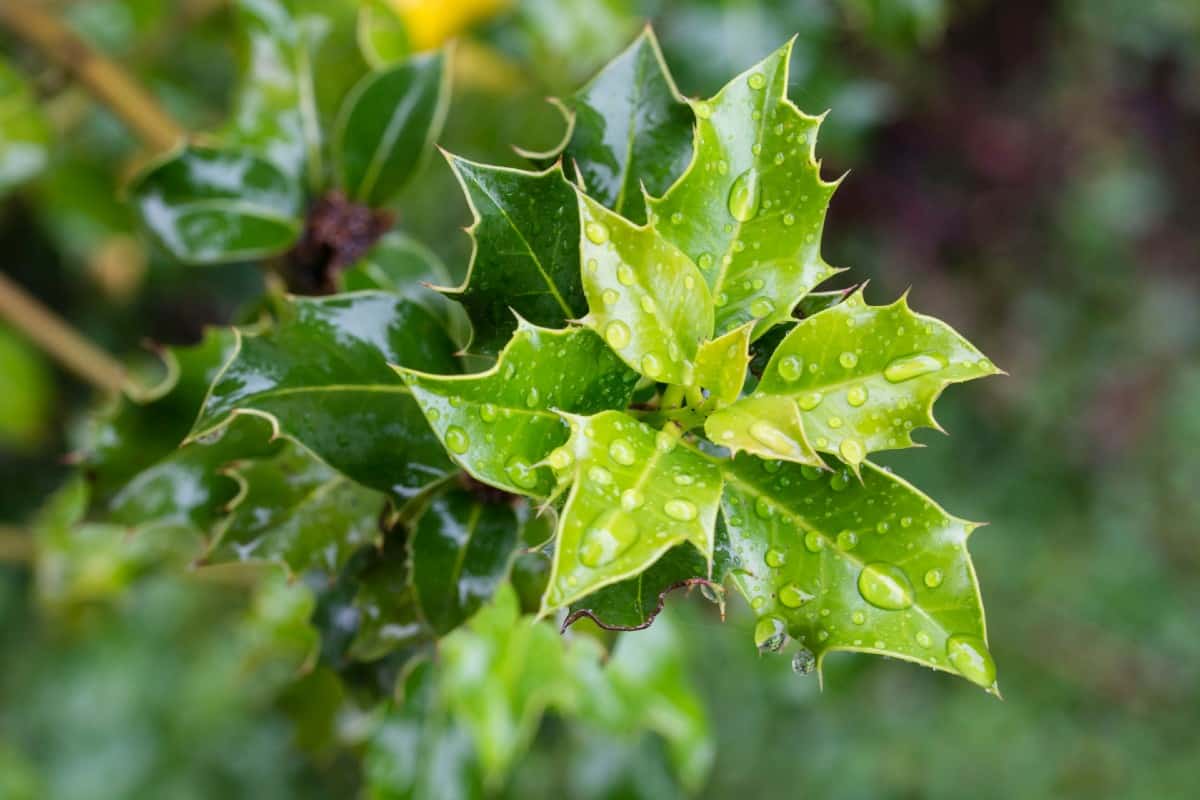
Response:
[693,322,753,407]
[705,394,823,466]
[436,156,586,356]
[0,58,51,195]
[563,543,713,631]
[410,489,524,635]
[558,27,693,223]
[397,323,638,498]
[333,49,451,206]
[190,292,462,501]
[207,442,388,576]
[648,38,840,338]
[751,288,1001,468]
[720,454,997,691]
[578,192,713,386]
[541,412,722,612]
[130,145,304,265]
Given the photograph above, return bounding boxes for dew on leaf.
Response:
[916,631,933,648]
[548,447,573,470]
[587,465,613,485]
[585,221,609,244]
[445,426,470,454]
[617,264,635,285]
[602,289,619,306]
[639,295,656,313]
[608,438,636,466]
[579,510,640,568]
[754,616,787,653]
[839,439,865,465]
[505,457,539,490]
[851,610,866,625]
[836,530,858,550]
[764,548,786,568]
[754,496,772,519]
[798,391,822,410]
[750,298,774,317]
[748,72,766,90]
[804,531,824,553]
[884,354,944,383]
[641,353,663,378]
[857,562,915,610]
[728,169,762,222]
[839,351,859,369]
[791,648,816,675]
[664,498,698,521]
[778,584,813,608]
[946,634,996,688]
[604,320,631,349]
[924,568,944,588]
[749,421,799,456]
[847,386,867,407]
[479,403,498,422]
[620,488,644,511]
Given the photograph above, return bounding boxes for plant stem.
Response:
[661,384,685,410]
[0,272,127,393]
[0,1,185,152]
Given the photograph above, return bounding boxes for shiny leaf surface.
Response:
[130,145,303,264]
[704,393,823,466]
[398,323,638,497]
[541,412,722,611]
[648,38,840,338]
[437,156,586,355]
[334,50,450,206]
[693,322,753,407]
[578,193,713,385]
[720,454,996,691]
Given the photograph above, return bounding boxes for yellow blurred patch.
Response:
[390,0,512,51]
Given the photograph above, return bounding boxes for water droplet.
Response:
[427,408,441,422]
[755,615,787,653]
[749,421,798,455]
[851,610,866,625]
[828,416,843,429]
[585,221,609,244]
[884,354,945,383]
[916,631,933,648]
[604,320,631,349]
[839,439,865,465]
[727,169,762,222]
[608,438,636,466]
[839,351,859,369]
[602,289,619,306]
[945,634,997,688]
[505,457,539,490]
[586,258,598,273]
[924,568,944,588]
[801,465,823,481]
[638,295,658,314]
[479,403,498,422]
[783,212,795,226]
[791,648,816,675]
[665,499,698,522]
[697,253,714,270]
[754,496,772,519]
[548,447,573,470]
[830,471,851,491]
[445,426,470,454]
[847,386,867,407]
[750,298,774,317]
[580,510,640,567]
[655,430,677,452]
[617,264,635,286]
[836,530,858,550]
[798,392,822,410]
[620,488,644,511]
[587,465,612,485]
[673,473,695,486]
[525,388,540,408]
[671,211,683,225]
[857,562,915,610]
[641,353,663,378]
[762,460,781,473]
[901,516,913,528]
[876,521,890,535]
[764,548,786,568]
[778,583,813,608]
[748,72,766,90]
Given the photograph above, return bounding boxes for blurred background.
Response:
[2,0,1198,797]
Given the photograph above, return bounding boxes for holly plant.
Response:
[65,9,1001,794]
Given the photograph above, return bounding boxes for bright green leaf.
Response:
[437,156,586,355]
[578,193,713,385]
[130,145,303,264]
[191,292,462,501]
[705,394,823,466]
[398,323,638,497]
[720,454,996,691]
[542,412,722,611]
[754,288,1001,466]
[649,38,840,338]
[693,322,753,407]
[334,50,450,206]
[560,27,693,223]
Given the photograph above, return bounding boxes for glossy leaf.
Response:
[0,59,51,195]
[190,292,462,501]
[559,27,693,223]
[648,38,840,338]
[705,393,823,466]
[437,156,586,355]
[344,535,433,662]
[753,288,1001,466]
[541,412,723,611]
[398,323,638,497]
[720,454,996,691]
[578,193,713,386]
[208,442,387,576]
[693,322,753,407]
[226,0,321,183]
[410,489,523,635]
[334,50,451,206]
[130,145,303,264]
[563,543,712,631]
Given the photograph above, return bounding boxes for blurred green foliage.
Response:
[2,0,1198,797]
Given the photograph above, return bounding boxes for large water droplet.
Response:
[798,392,822,411]
[924,568,944,588]
[664,498,698,522]
[777,355,803,382]
[608,438,636,466]
[620,488,644,511]
[754,615,787,653]
[585,221,609,244]
[580,510,640,567]
[778,583,813,608]
[548,447,573,470]
[839,439,865,465]
[884,354,945,383]
[727,169,762,222]
[749,421,799,456]
[857,562,915,610]
[479,403,499,422]
[641,353,663,378]
[617,264,635,286]
[839,351,859,369]
[945,634,997,688]
[747,72,766,90]
[604,320,631,349]
[505,457,539,490]
[764,548,786,568]
[804,531,823,552]
[847,386,867,407]
[445,426,470,454]
[791,648,816,675]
